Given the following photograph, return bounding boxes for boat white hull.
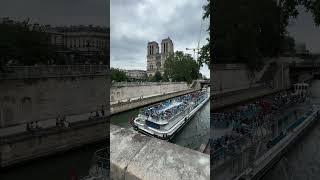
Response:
[133,94,209,140]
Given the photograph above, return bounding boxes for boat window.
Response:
[146,120,160,129]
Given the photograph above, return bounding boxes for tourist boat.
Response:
[235,104,320,180]
[292,82,310,96]
[132,88,209,140]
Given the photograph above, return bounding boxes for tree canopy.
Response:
[164,51,200,84]
[199,0,320,69]
[0,20,55,66]
[152,71,163,82]
[111,68,128,82]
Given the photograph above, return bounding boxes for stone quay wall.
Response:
[0,118,108,167]
[110,124,210,180]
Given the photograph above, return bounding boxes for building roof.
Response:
[148,41,158,44]
[161,37,172,42]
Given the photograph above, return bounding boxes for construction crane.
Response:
[186,12,204,61]
[186,48,200,60]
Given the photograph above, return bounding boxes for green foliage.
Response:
[164,51,200,84]
[198,38,210,66]
[152,71,162,82]
[111,68,128,82]
[211,0,280,69]
[280,35,296,55]
[0,21,55,65]
[199,0,211,68]
[200,0,320,70]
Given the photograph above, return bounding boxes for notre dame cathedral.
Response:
[147,37,174,77]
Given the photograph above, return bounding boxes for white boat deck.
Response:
[133,89,209,138]
[158,101,183,113]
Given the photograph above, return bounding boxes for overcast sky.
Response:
[110,0,210,78]
[288,6,320,53]
[0,0,109,26]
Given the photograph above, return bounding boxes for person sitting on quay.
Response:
[56,116,61,127]
[27,122,37,132]
[35,121,41,130]
[26,122,31,131]
[63,116,70,128]
[89,112,94,120]
[101,105,105,117]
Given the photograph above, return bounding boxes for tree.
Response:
[198,0,211,67]
[164,51,200,84]
[152,71,162,82]
[0,19,56,66]
[280,35,296,55]
[111,68,128,82]
[210,0,280,70]
[200,0,320,69]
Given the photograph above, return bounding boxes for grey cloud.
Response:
[110,0,209,77]
[0,0,109,26]
[288,6,320,53]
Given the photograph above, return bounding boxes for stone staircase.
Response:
[258,62,279,84]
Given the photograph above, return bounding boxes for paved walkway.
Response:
[212,86,276,110]
[0,111,103,137]
[211,84,263,95]
[110,90,181,105]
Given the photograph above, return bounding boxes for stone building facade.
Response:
[147,37,174,76]
[45,25,109,65]
[124,69,147,80]
[0,18,109,65]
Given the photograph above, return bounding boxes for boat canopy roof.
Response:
[139,90,208,124]
[293,83,309,86]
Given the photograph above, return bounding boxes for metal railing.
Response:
[112,81,187,87]
[211,99,311,177]
[80,148,109,180]
[0,65,109,79]
[92,148,109,176]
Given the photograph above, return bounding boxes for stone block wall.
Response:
[110,125,210,180]
[111,89,196,114]
[110,82,189,102]
[0,76,108,127]
[212,64,257,92]
[0,119,108,167]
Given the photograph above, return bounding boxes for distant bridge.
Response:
[288,62,320,83]
[197,79,210,88]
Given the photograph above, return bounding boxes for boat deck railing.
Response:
[212,104,316,176]
[140,91,208,122]
[92,148,109,177]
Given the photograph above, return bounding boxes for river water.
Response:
[262,80,320,180]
